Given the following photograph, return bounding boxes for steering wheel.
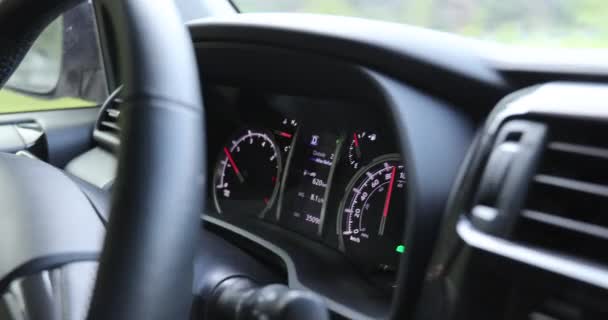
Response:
[0,0,203,319]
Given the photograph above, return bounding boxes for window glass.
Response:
[233,0,608,49]
[0,1,107,114]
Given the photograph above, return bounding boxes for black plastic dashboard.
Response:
[50,9,608,320]
[189,14,477,319]
[1,4,607,320]
[181,12,608,320]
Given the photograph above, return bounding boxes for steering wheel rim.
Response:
[89,1,204,319]
[0,0,205,319]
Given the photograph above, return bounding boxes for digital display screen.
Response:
[281,130,338,235]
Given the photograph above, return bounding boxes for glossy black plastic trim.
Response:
[417,82,608,319]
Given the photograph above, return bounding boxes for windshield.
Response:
[232,0,608,49]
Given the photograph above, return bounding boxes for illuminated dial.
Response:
[347,131,379,169]
[213,129,282,217]
[338,154,406,288]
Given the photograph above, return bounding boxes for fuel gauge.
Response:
[347,131,378,169]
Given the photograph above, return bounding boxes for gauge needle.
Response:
[379,166,396,236]
[353,133,362,158]
[224,147,245,184]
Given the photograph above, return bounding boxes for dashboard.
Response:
[184,13,608,320]
[88,13,608,320]
[205,86,405,293]
[190,16,478,319]
[4,5,608,320]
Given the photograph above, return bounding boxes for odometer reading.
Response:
[338,154,406,287]
[280,130,338,235]
[213,129,282,217]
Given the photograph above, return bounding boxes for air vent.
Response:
[98,97,122,133]
[513,119,608,265]
[470,120,547,236]
[93,86,123,151]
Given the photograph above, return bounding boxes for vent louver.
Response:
[97,97,122,133]
[513,119,608,265]
[93,86,123,151]
[95,86,123,135]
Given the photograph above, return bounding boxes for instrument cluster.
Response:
[207,87,407,290]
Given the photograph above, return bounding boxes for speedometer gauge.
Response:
[338,154,406,288]
[213,129,282,217]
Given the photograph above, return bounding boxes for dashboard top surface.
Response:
[189,13,503,85]
[189,13,608,77]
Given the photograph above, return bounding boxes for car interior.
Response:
[0,0,607,319]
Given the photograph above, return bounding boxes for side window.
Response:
[0,1,107,114]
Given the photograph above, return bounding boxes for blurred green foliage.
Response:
[234,0,608,48]
[0,89,95,114]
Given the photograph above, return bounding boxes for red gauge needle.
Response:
[379,166,397,236]
[224,147,245,183]
[275,130,293,139]
[353,133,362,158]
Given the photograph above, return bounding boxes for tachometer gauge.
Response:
[338,154,406,288]
[213,129,282,217]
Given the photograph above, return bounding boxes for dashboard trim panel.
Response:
[457,218,608,290]
[203,215,377,320]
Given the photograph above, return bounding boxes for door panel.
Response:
[0,108,99,167]
[0,2,107,168]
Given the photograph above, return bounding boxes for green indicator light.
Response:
[396,245,405,254]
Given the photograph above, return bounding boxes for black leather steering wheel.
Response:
[0,0,204,319]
